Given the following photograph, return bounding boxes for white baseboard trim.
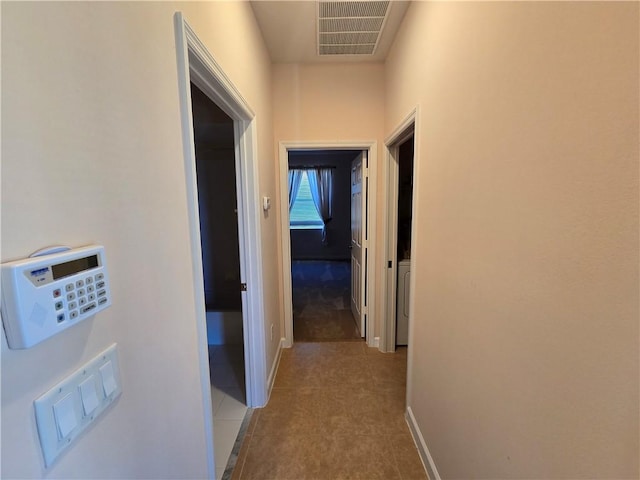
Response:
[265,338,285,403]
[406,406,441,480]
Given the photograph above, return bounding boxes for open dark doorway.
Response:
[395,135,414,346]
[190,82,247,476]
[287,150,363,342]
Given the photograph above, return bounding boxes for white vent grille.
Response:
[320,32,380,45]
[319,1,389,18]
[320,17,385,33]
[317,1,390,56]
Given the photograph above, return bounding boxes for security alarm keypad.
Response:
[58,271,108,321]
[1,245,111,349]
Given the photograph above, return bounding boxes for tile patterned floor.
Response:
[210,344,248,480]
[230,342,428,480]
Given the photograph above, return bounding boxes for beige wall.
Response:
[272,63,387,338]
[385,2,639,478]
[272,63,384,142]
[1,2,275,478]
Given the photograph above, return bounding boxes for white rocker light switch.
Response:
[53,393,77,439]
[79,377,100,416]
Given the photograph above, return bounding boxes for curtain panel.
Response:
[307,168,333,244]
[288,169,303,211]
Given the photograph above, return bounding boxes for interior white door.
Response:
[350,152,365,336]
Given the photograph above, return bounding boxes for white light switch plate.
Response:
[34,343,122,467]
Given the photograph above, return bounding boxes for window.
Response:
[290,172,323,229]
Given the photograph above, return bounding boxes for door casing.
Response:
[175,12,268,478]
[278,141,378,349]
[382,108,418,355]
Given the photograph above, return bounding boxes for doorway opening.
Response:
[393,136,414,347]
[190,83,248,476]
[383,112,416,352]
[279,142,378,349]
[288,150,362,342]
[174,13,268,478]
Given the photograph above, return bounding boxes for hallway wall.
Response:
[1,2,274,478]
[385,2,639,478]
[272,63,386,338]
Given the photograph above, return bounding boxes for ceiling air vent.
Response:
[317,1,390,56]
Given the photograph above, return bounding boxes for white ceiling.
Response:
[250,1,411,63]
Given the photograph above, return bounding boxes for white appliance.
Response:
[396,259,411,345]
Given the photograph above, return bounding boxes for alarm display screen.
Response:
[52,255,99,280]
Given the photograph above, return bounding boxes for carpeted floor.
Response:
[291,260,362,342]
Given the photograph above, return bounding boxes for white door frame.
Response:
[279,141,377,349]
[174,12,268,477]
[382,108,418,353]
